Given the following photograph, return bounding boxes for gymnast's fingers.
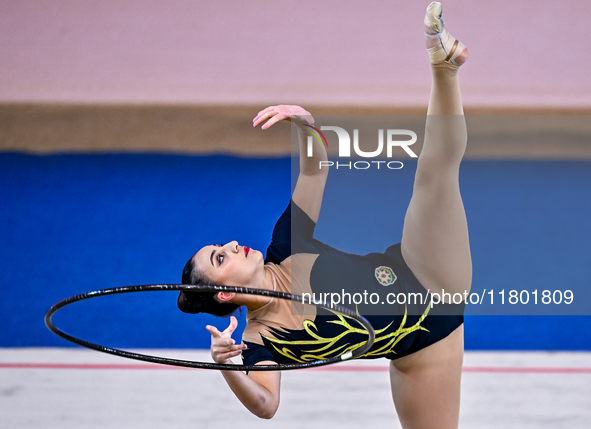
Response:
[214,349,243,363]
[212,342,244,356]
[253,109,278,128]
[253,106,277,122]
[261,112,289,130]
[229,343,247,352]
[213,337,235,347]
[211,344,233,355]
[206,325,222,338]
[255,105,277,118]
[223,316,239,335]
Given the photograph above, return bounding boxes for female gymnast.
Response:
[178,2,471,428]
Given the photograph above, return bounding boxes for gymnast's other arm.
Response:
[206,317,281,419]
[253,105,329,222]
[203,105,327,418]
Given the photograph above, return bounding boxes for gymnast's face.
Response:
[194,241,264,287]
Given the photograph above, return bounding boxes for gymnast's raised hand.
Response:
[254,104,328,224]
[252,105,315,129]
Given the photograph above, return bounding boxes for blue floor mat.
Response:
[1,153,589,350]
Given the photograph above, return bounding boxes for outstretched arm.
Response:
[253,105,328,223]
[206,317,281,419]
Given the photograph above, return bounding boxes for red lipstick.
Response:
[244,247,250,257]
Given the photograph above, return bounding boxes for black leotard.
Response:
[241,201,464,366]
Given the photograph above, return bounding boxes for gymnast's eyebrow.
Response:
[210,249,216,267]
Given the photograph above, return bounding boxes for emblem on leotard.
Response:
[375,266,397,286]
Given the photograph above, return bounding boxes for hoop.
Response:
[45,284,376,371]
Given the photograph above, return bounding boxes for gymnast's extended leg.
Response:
[400,7,472,300]
[390,3,470,428]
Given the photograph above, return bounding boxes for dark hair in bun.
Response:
[177,254,239,318]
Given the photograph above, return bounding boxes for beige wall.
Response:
[1,1,589,156]
[0,0,589,108]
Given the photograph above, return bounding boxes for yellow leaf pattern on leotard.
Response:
[261,301,432,362]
